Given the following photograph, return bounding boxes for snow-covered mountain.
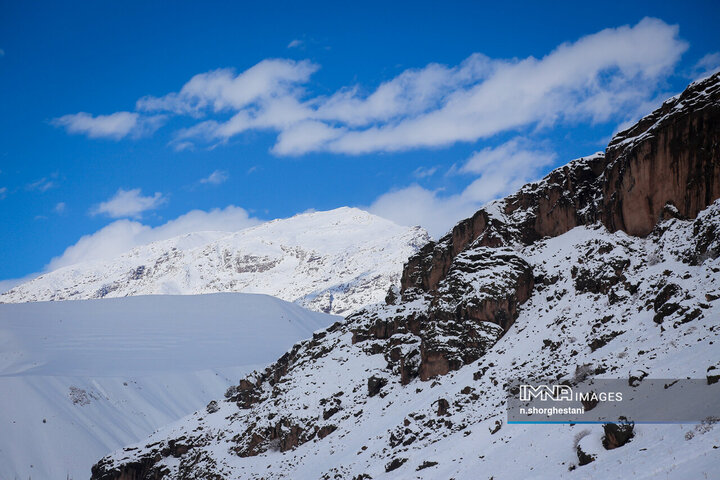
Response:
[0,293,338,480]
[1,208,430,316]
[91,73,720,479]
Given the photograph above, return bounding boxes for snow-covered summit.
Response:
[1,207,430,316]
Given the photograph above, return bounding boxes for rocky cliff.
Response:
[90,73,720,480]
[401,72,720,295]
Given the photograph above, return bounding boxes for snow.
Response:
[96,201,720,479]
[1,207,430,316]
[0,293,338,480]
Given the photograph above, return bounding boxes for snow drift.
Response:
[0,293,338,480]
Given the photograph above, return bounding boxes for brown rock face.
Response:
[431,247,534,330]
[91,453,169,480]
[401,211,506,293]
[400,154,606,294]
[603,78,720,236]
[419,350,457,382]
[351,246,532,383]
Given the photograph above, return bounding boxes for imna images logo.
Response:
[519,384,573,402]
[518,384,623,403]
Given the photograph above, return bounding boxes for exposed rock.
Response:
[580,394,599,412]
[317,424,337,440]
[385,457,408,472]
[576,445,596,466]
[416,460,439,471]
[653,302,682,324]
[436,398,450,417]
[431,247,534,330]
[654,284,681,312]
[603,74,720,236]
[91,455,170,480]
[602,420,635,450]
[205,400,219,414]
[571,241,630,295]
[368,376,388,397]
[628,369,649,387]
[707,364,720,385]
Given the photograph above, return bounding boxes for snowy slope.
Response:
[0,208,429,316]
[91,201,720,480]
[0,293,338,480]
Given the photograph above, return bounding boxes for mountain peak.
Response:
[1,208,430,316]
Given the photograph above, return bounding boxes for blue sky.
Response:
[1,0,719,287]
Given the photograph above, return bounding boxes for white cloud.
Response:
[0,48,4,57]
[58,18,687,156]
[0,187,7,199]
[368,139,557,237]
[413,166,438,179]
[199,170,229,185]
[173,141,195,152]
[287,39,303,49]
[52,112,165,140]
[319,18,686,154]
[54,202,66,214]
[368,185,477,239]
[272,120,344,156]
[689,52,720,80]
[0,273,39,294]
[317,55,491,126]
[136,59,318,114]
[91,188,166,218]
[47,206,262,271]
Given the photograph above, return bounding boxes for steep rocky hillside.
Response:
[91,73,720,479]
[1,208,429,316]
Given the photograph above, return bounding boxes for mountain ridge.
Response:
[1,207,430,316]
[91,72,720,479]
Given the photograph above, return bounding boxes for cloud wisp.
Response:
[52,112,166,140]
[688,52,720,81]
[367,138,558,237]
[53,18,688,155]
[47,205,262,271]
[26,177,56,192]
[91,188,166,219]
[199,170,229,185]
